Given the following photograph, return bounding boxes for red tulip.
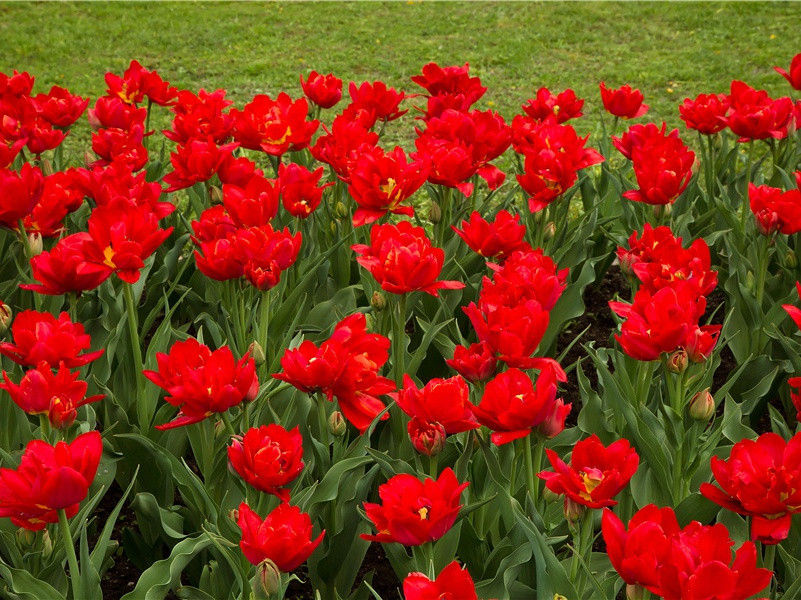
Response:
[411,62,486,105]
[452,210,530,260]
[278,163,332,219]
[163,138,238,192]
[0,164,44,228]
[228,425,304,502]
[310,112,379,178]
[1,363,103,429]
[445,341,498,383]
[352,221,464,296]
[22,233,113,295]
[0,310,103,368]
[539,434,639,509]
[600,82,648,119]
[726,80,793,141]
[407,418,447,457]
[612,122,680,161]
[0,136,26,169]
[395,374,478,435]
[679,93,730,135]
[232,92,318,156]
[347,146,428,226]
[164,88,234,145]
[700,432,801,545]
[105,60,178,107]
[0,431,102,530]
[0,70,35,97]
[623,134,695,205]
[481,248,569,312]
[775,53,801,91]
[222,174,280,227]
[347,80,408,126]
[361,468,468,545]
[403,561,478,600]
[90,125,147,170]
[144,338,258,430]
[473,366,567,445]
[87,96,147,130]
[300,71,342,109]
[31,86,89,128]
[749,180,801,235]
[522,87,584,124]
[237,502,324,571]
[21,170,88,239]
[240,224,303,291]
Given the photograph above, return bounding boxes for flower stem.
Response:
[392,294,408,386]
[220,411,237,440]
[523,436,543,511]
[124,283,147,430]
[58,509,81,600]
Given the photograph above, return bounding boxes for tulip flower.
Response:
[222,174,280,227]
[347,80,408,125]
[775,53,801,91]
[599,82,649,119]
[361,468,468,545]
[90,125,147,170]
[700,432,801,544]
[0,431,102,530]
[473,366,568,444]
[522,87,584,124]
[310,112,379,178]
[623,135,695,206]
[31,86,89,128]
[452,210,531,260]
[0,310,104,368]
[88,96,147,130]
[228,425,304,501]
[679,93,730,135]
[411,62,486,104]
[163,138,238,192]
[165,88,234,144]
[237,502,324,571]
[539,435,639,509]
[300,71,342,109]
[445,341,498,383]
[395,374,478,435]
[1,363,103,429]
[612,122,680,161]
[726,80,793,141]
[232,92,318,156]
[403,561,479,600]
[22,233,113,295]
[278,163,332,218]
[352,221,464,296]
[0,164,44,228]
[144,338,258,430]
[105,59,178,107]
[748,180,801,235]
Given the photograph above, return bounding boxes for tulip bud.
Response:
[408,418,446,457]
[554,595,568,600]
[666,349,688,374]
[328,410,346,436]
[248,341,266,366]
[653,204,672,221]
[370,291,386,311]
[689,388,715,421]
[563,497,585,524]
[41,529,53,558]
[16,528,35,548]
[786,251,797,268]
[543,221,556,240]
[329,221,337,235]
[335,201,348,219]
[0,302,11,334]
[40,158,54,176]
[228,508,240,522]
[428,202,441,223]
[209,185,223,205]
[27,232,43,256]
[626,584,647,600]
[542,486,560,504]
[745,270,755,293]
[252,559,281,599]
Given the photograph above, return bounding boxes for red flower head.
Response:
[222,174,280,227]
[403,561,478,600]
[87,96,147,130]
[347,80,408,126]
[1,363,103,429]
[0,70,34,97]
[237,502,324,571]
[445,341,498,383]
[90,124,147,170]
[31,86,89,128]
[539,434,639,509]
[352,221,464,296]
[700,432,801,545]
[163,138,238,192]
[310,112,379,178]
[144,338,259,430]
[0,137,26,169]
[347,146,428,226]
[165,88,234,145]
[0,431,102,530]
[522,87,584,124]
[232,93,319,156]
[473,366,568,445]
[240,224,303,291]
[0,164,44,228]
[414,109,511,197]
[361,468,468,545]
[411,62,486,104]
[612,122,680,161]
[482,248,569,312]
[452,210,530,260]
[395,374,478,436]
[623,134,695,205]
[749,181,801,235]
[726,80,793,141]
[513,117,603,212]
[599,82,649,119]
[105,60,178,106]
[775,53,801,91]
[278,163,331,219]
[86,201,173,284]
[679,93,730,135]
[22,233,113,296]
[21,170,88,239]
[274,340,344,396]
[300,71,343,109]
[228,424,304,502]
[0,310,103,368]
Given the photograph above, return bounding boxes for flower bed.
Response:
[0,55,800,599]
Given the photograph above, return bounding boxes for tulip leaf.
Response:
[0,560,65,600]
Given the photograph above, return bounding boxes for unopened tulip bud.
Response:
[0,302,11,334]
[329,221,337,235]
[408,418,446,457]
[27,232,43,256]
[228,508,240,522]
[252,558,281,599]
[626,583,647,600]
[542,486,560,503]
[328,410,346,436]
[41,529,53,558]
[335,201,348,219]
[745,270,755,292]
[370,291,386,311]
[16,528,35,548]
[786,251,797,268]
[209,185,223,205]
[40,158,54,176]
[689,388,715,421]
[563,497,585,524]
[248,341,266,366]
[544,221,556,240]
[554,595,568,600]
[653,204,672,220]
[428,202,441,224]
[666,349,688,374]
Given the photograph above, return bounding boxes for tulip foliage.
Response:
[0,54,800,600]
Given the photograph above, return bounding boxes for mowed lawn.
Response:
[0,1,798,136]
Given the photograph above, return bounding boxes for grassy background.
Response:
[1,1,798,132]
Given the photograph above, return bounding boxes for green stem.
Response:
[392,294,408,386]
[740,141,754,232]
[754,234,772,354]
[67,292,78,322]
[523,436,543,510]
[571,509,594,594]
[705,134,716,201]
[38,414,51,443]
[58,509,81,600]
[220,411,237,439]
[429,452,439,479]
[124,283,147,430]
[762,542,776,598]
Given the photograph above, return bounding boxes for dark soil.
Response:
[93,483,142,600]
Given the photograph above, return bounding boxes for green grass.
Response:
[1,1,798,142]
